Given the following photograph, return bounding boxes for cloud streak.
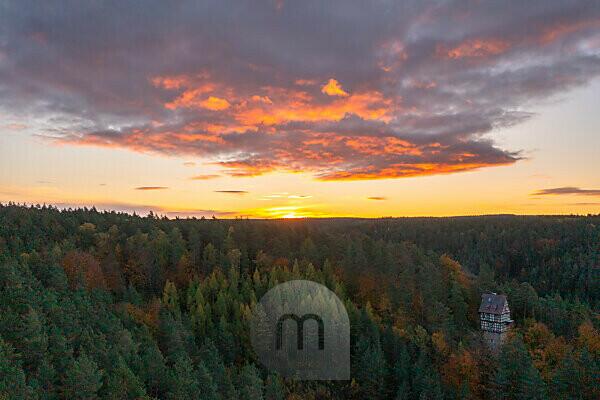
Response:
[134,186,169,191]
[533,187,600,196]
[214,190,248,195]
[2,1,599,180]
[190,174,221,180]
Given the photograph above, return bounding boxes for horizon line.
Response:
[1,201,598,220]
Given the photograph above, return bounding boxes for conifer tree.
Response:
[200,340,238,399]
[138,341,170,399]
[197,362,219,400]
[17,307,48,373]
[63,353,103,400]
[0,337,30,399]
[101,355,148,399]
[550,353,581,400]
[168,355,199,400]
[495,335,547,400]
[354,335,388,400]
[162,280,180,317]
[237,364,264,400]
[203,243,218,273]
[393,345,412,400]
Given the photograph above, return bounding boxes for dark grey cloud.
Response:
[214,190,248,194]
[1,1,599,179]
[134,186,169,191]
[533,187,600,196]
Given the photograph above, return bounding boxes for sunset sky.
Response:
[1,1,599,218]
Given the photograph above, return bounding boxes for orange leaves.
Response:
[577,320,600,354]
[125,299,161,331]
[525,322,553,349]
[61,250,107,291]
[355,274,378,305]
[440,254,469,287]
[441,349,481,397]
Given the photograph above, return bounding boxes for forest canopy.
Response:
[0,203,598,399]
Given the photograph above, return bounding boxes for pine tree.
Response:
[138,341,170,399]
[162,280,180,317]
[577,348,600,400]
[215,316,236,363]
[197,362,219,400]
[393,346,412,400]
[448,280,469,331]
[18,307,48,373]
[189,291,208,337]
[199,340,238,399]
[0,337,30,399]
[101,355,148,399]
[237,364,264,400]
[62,353,103,400]
[47,326,73,377]
[412,351,443,400]
[29,357,58,400]
[158,308,187,363]
[495,335,547,400]
[354,336,388,400]
[203,243,218,273]
[476,263,496,293]
[168,355,200,400]
[550,353,581,400]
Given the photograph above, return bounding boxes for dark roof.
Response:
[479,293,508,315]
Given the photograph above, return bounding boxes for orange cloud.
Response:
[190,174,221,180]
[321,78,349,97]
[234,89,394,126]
[153,73,395,130]
[440,38,510,59]
[164,85,217,110]
[344,136,421,156]
[200,96,230,111]
[216,160,281,177]
[539,18,600,44]
[319,161,514,181]
[56,62,520,182]
[251,95,273,104]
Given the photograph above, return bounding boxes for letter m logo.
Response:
[276,313,324,350]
